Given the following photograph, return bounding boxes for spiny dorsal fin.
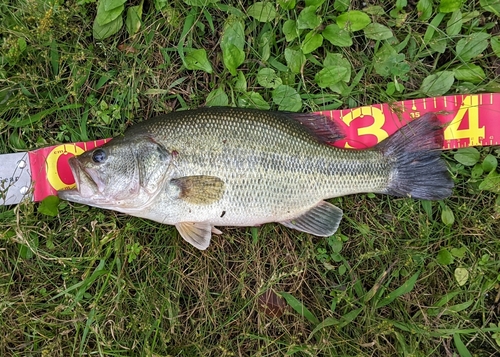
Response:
[176,222,215,250]
[286,112,345,144]
[170,175,225,205]
[279,201,343,236]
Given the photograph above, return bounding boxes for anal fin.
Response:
[176,222,221,250]
[279,201,343,237]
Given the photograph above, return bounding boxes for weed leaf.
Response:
[454,148,480,166]
[185,49,213,73]
[280,292,320,325]
[456,32,490,61]
[336,10,371,31]
[247,2,277,23]
[297,6,322,30]
[420,71,454,96]
[454,267,469,286]
[301,31,323,54]
[364,23,393,40]
[480,0,500,16]
[322,24,352,47]
[272,85,302,111]
[257,68,282,89]
[125,5,142,37]
[376,271,420,308]
[439,0,463,13]
[284,48,306,74]
[38,196,60,217]
[453,333,473,357]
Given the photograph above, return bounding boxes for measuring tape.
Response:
[1,93,498,205]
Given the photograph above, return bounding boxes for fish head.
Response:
[58,136,173,211]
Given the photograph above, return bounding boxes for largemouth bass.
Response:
[58,107,453,250]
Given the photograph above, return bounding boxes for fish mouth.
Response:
[57,157,107,204]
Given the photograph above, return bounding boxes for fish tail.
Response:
[376,113,453,200]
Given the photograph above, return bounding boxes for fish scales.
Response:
[59,107,453,250]
[135,108,389,223]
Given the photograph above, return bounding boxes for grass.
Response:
[1,0,500,356]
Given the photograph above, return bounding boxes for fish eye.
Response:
[92,149,107,163]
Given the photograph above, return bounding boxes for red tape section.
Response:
[28,93,500,202]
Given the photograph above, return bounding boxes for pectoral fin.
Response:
[171,176,225,205]
[175,221,221,250]
[280,201,343,237]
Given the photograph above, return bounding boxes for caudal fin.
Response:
[376,113,453,200]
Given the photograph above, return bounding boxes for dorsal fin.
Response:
[286,112,345,144]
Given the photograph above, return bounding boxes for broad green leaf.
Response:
[324,53,351,82]
[247,2,277,23]
[19,235,39,260]
[446,10,462,36]
[454,147,480,166]
[18,37,27,52]
[237,92,270,110]
[420,71,454,96]
[301,31,323,54]
[454,267,469,286]
[363,23,393,40]
[482,154,498,172]
[336,10,371,31]
[221,17,245,75]
[491,36,500,57]
[284,48,306,74]
[38,196,60,217]
[297,6,322,30]
[364,5,385,15]
[479,171,500,193]
[257,68,282,89]
[272,85,302,111]
[428,34,448,53]
[93,15,123,39]
[441,205,455,226]
[453,333,473,357]
[437,248,454,265]
[283,20,299,42]
[258,30,272,62]
[451,247,467,258]
[471,164,484,179]
[376,271,420,308]
[322,24,352,47]
[480,0,500,16]
[453,64,485,83]
[456,32,491,61]
[417,0,433,20]
[96,0,124,26]
[439,0,464,13]
[126,5,142,37]
[328,236,343,253]
[206,87,229,106]
[154,0,168,11]
[334,0,350,12]
[103,0,126,11]
[184,49,213,73]
[278,0,296,10]
[280,292,320,325]
[234,71,247,92]
[315,67,349,88]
